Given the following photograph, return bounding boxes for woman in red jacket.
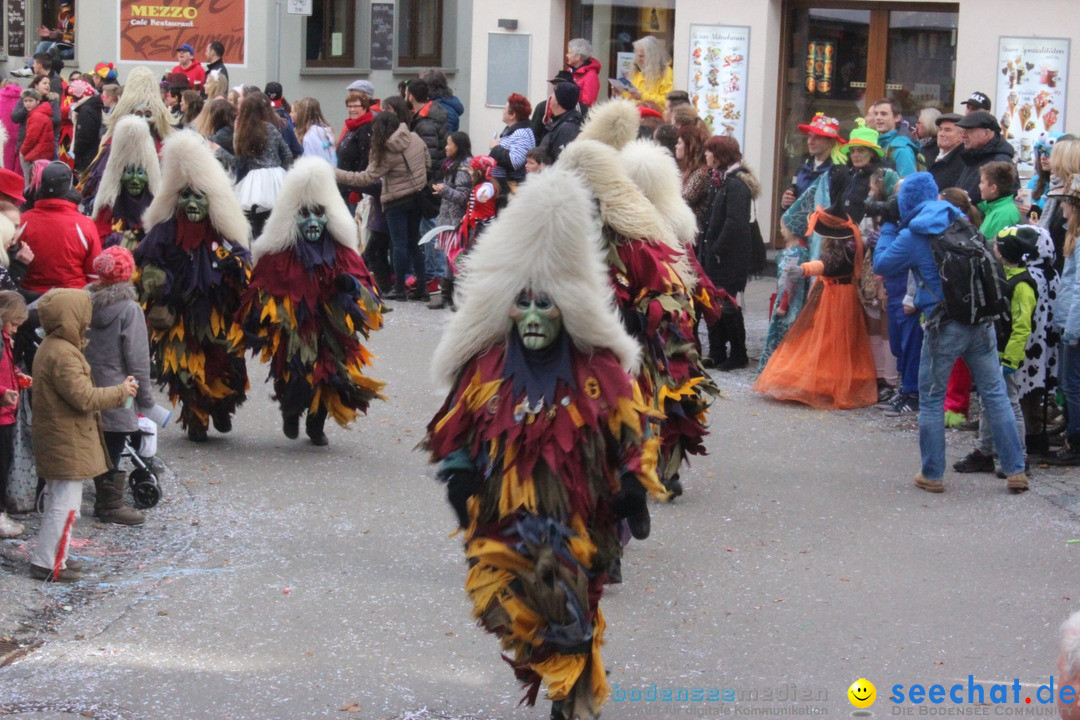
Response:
[20,89,55,180]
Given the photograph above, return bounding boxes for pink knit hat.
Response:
[93,246,135,285]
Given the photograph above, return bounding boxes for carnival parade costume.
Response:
[134,131,250,441]
[79,66,175,206]
[753,209,877,409]
[238,158,384,446]
[558,100,716,496]
[91,116,161,250]
[425,167,658,720]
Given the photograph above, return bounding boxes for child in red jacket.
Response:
[20,89,55,180]
[0,290,29,538]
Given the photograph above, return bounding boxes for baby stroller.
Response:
[126,415,162,509]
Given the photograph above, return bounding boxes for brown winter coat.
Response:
[31,288,126,480]
[335,122,430,206]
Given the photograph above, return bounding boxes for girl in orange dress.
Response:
[753,209,877,410]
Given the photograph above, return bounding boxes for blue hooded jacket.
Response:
[873,172,960,317]
[879,129,920,178]
[436,95,465,134]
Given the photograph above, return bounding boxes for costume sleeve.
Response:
[1002,281,1036,369]
[475,182,495,204]
[801,260,825,277]
[51,351,126,413]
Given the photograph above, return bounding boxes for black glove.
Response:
[440,469,481,528]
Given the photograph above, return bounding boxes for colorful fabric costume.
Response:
[425,167,656,720]
[91,116,161,250]
[239,158,385,445]
[134,131,250,440]
[758,242,811,372]
[560,104,716,493]
[753,210,878,409]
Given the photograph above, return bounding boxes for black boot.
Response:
[705,318,728,368]
[306,407,329,446]
[551,699,566,720]
[718,308,748,371]
[211,408,232,433]
[1044,436,1080,466]
[663,472,684,498]
[1026,432,1051,458]
[282,412,300,440]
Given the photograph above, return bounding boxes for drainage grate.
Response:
[0,703,135,719]
[0,637,40,668]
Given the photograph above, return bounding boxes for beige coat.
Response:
[31,288,126,480]
[335,123,430,206]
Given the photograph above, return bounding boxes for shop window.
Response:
[398,0,442,68]
[306,0,355,67]
[566,0,675,94]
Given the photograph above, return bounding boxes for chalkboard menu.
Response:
[370,3,393,70]
[7,0,26,57]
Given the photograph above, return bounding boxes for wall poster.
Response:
[118,0,247,65]
[688,24,750,146]
[996,36,1069,175]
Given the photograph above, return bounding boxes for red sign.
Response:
[119,0,246,65]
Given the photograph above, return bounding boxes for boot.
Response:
[444,276,456,311]
[94,471,145,525]
[426,279,447,310]
[282,412,300,440]
[0,511,24,538]
[187,422,208,443]
[705,317,728,367]
[718,308,748,371]
[306,407,329,446]
[211,408,232,434]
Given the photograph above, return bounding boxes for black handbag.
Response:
[748,199,767,277]
[401,152,440,219]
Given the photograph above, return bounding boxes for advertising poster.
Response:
[119,0,247,65]
[688,25,750,146]
[995,36,1069,175]
[804,40,834,95]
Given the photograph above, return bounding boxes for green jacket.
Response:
[1001,266,1036,371]
[979,195,1022,244]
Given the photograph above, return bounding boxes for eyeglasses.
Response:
[345,103,363,109]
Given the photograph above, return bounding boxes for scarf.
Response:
[344,112,373,132]
[292,232,338,272]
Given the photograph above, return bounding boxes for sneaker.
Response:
[29,564,82,583]
[0,512,24,538]
[1043,443,1080,466]
[884,393,919,417]
[914,473,944,493]
[876,390,901,410]
[953,449,995,474]
[9,68,32,78]
[877,381,896,404]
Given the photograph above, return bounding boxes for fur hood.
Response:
[252,157,358,262]
[577,99,639,150]
[730,164,762,199]
[557,139,674,246]
[432,166,640,388]
[143,130,250,247]
[620,139,698,291]
[88,281,138,329]
[104,66,176,141]
[93,116,162,217]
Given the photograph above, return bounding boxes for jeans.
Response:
[384,195,424,293]
[918,320,1025,479]
[977,372,1024,456]
[32,41,74,60]
[1058,342,1080,437]
[420,216,448,279]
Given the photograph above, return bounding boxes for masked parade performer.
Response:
[134,131,250,442]
[79,66,175,206]
[425,165,658,720]
[92,115,160,250]
[238,157,385,447]
[558,99,715,499]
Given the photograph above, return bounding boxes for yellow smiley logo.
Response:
[848,678,876,708]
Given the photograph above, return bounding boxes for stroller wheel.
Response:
[132,480,161,509]
[129,466,152,488]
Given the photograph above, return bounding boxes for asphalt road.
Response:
[2,278,1080,720]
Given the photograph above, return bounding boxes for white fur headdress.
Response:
[557,139,674,246]
[0,214,14,269]
[142,130,250,247]
[619,139,698,292]
[252,157,358,262]
[104,66,176,141]
[577,99,640,150]
[92,116,162,218]
[431,166,640,387]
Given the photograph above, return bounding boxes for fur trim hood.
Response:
[104,66,176,141]
[730,164,762,199]
[93,116,161,217]
[143,130,250,247]
[620,139,698,291]
[432,166,640,387]
[577,99,639,150]
[557,139,674,246]
[252,157,358,262]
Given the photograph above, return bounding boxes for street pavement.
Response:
[3,277,1080,719]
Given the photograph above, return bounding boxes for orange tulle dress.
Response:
[753,212,877,410]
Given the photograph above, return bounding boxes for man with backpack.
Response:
[873,172,1029,495]
[869,98,924,178]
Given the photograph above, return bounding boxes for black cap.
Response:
[39,161,73,200]
[547,70,574,85]
[955,110,1000,133]
[935,112,963,127]
[264,82,283,101]
[963,91,991,112]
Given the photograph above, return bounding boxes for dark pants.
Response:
[362,230,393,292]
[383,196,425,293]
[0,423,13,514]
[887,300,923,395]
[707,286,747,363]
[103,431,128,470]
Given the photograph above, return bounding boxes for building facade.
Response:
[1,0,1076,239]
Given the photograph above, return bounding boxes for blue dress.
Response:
[757,244,810,372]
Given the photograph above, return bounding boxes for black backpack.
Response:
[928,216,1008,325]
